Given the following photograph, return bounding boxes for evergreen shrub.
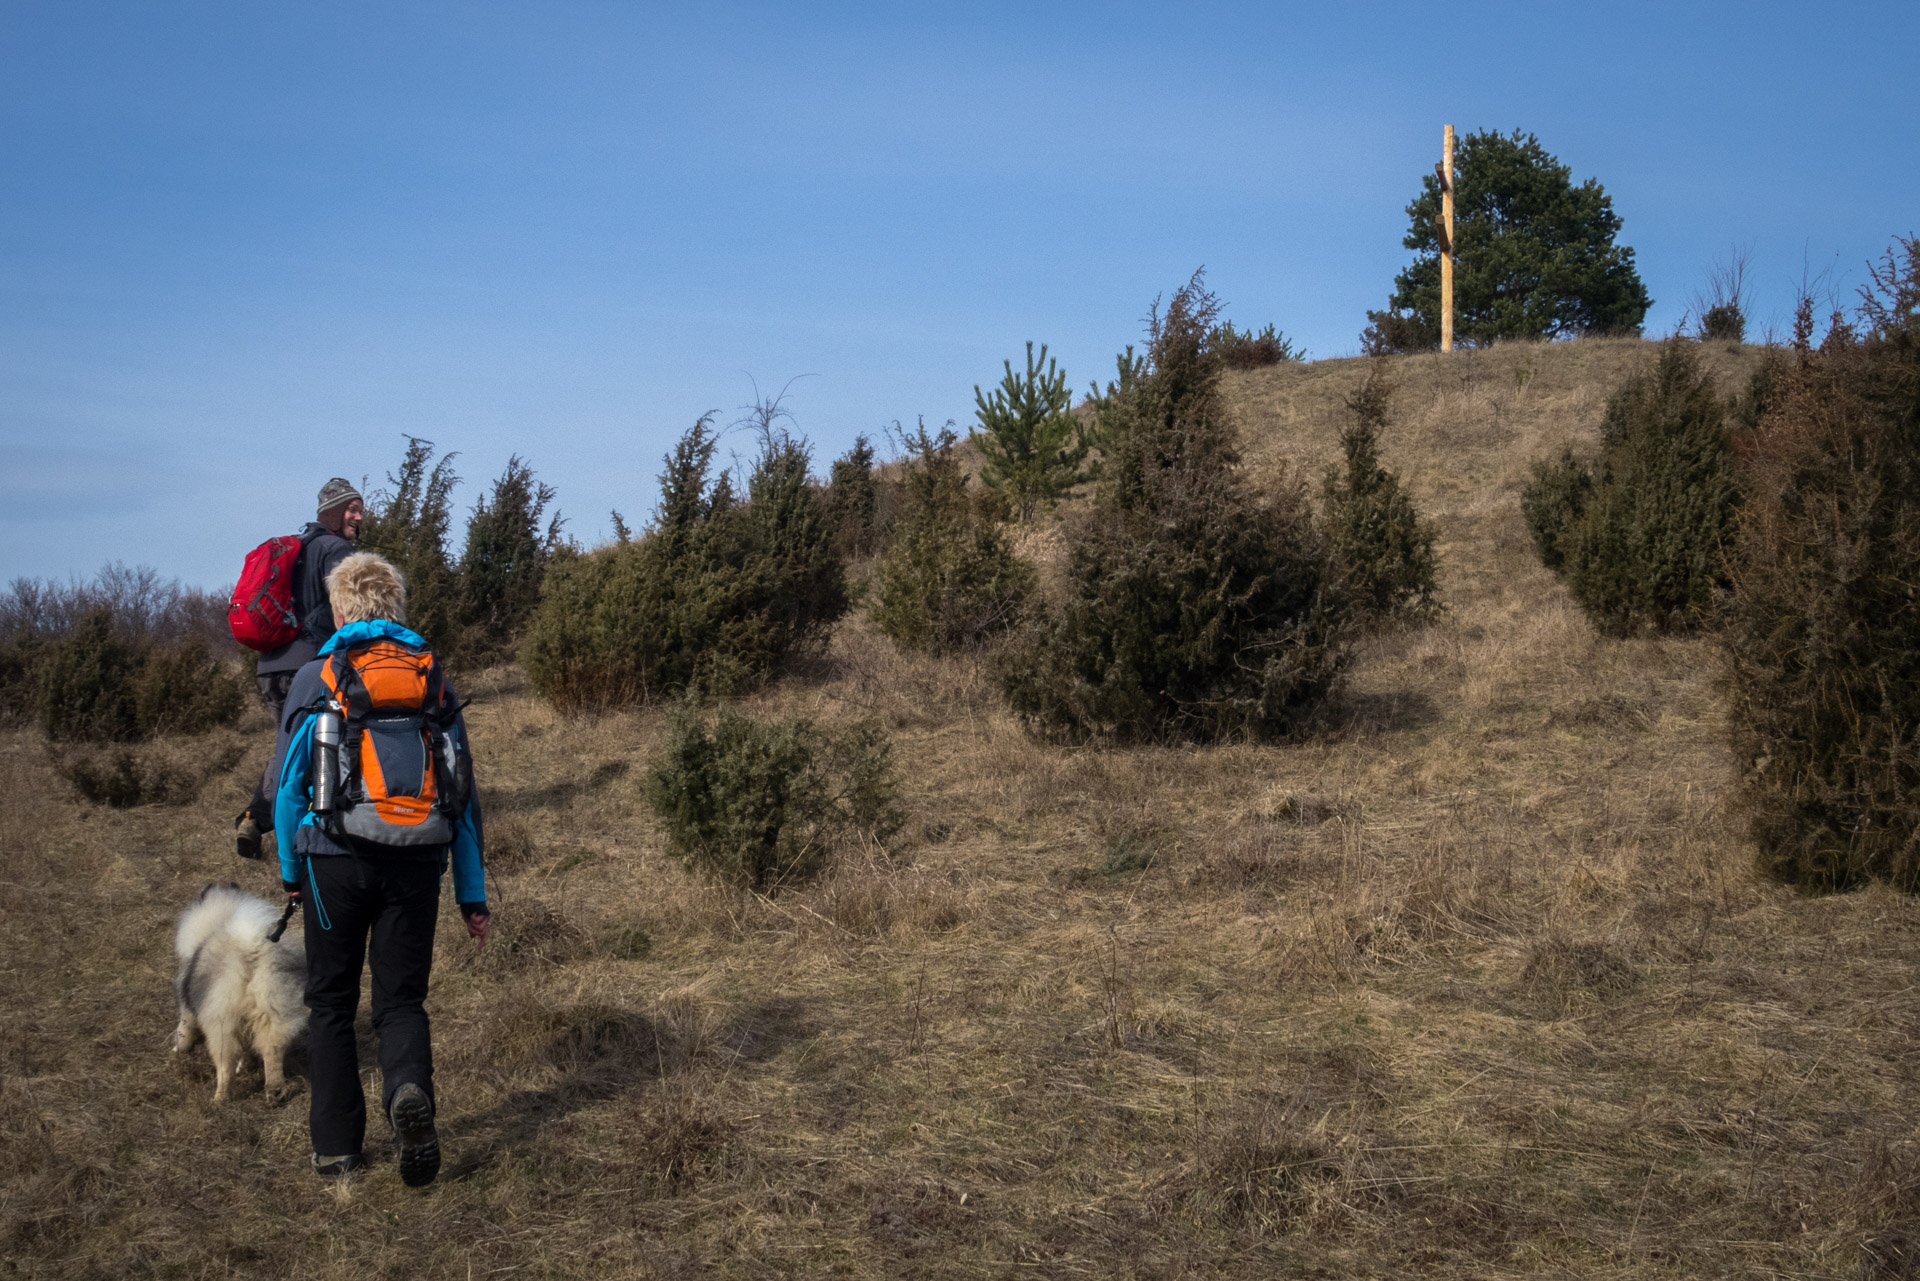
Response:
[359,436,463,655]
[1000,270,1349,743]
[1699,304,1746,344]
[1694,247,1752,346]
[1322,369,1439,624]
[1209,321,1303,369]
[458,455,564,665]
[27,604,245,810]
[646,702,901,892]
[38,611,142,742]
[1521,338,1737,635]
[353,440,575,669]
[1520,449,1594,573]
[824,435,883,558]
[1729,353,1783,433]
[1083,346,1147,455]
[871,420,1036,653]
[0,631,49,725]
[5,571,247,808]
[1726,242,1920,891]
[522,418,848,711]
[131,639,246,737]
[1359,309,1439,357]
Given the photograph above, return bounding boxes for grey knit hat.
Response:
[316,477,362,516]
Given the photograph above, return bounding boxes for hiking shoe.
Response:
[388,1083,440,1187]
[312,1152,366,1178]
[235,812,263,861]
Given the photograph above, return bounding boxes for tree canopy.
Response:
[1364,129,1651,350]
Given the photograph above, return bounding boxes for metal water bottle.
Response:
[311,705,344,814]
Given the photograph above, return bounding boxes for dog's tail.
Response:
[177,886,288,960]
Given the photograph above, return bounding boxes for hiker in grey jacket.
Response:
[236,477,363,859]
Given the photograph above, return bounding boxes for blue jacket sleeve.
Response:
[274,713,315,887]
[447,710,486,908]
[435,673,485,909]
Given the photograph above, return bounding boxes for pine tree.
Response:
[971,342,1090,519]
[1363,129,1650,351]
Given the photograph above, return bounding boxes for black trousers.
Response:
[300,854,442,1157]
[247,671,297,829]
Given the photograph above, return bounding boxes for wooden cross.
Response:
[1438,125,1455,352]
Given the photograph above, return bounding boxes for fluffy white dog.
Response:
[171,884,306,1102]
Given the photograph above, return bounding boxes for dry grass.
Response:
[7,337,1920,1277]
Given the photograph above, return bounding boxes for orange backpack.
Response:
[315,638,469,847]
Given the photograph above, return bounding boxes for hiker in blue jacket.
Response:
[265,550,488,1185]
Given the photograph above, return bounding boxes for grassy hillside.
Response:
[8,337,1920,1279]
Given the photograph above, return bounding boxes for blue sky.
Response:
[4,0,1916,588]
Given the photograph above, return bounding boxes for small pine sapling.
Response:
[971,342,1090,519]
[1084,345,1146,457]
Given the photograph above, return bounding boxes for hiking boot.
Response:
[235,812,263,861]
[311,1152,366,1178]
[388,1083,440,1187]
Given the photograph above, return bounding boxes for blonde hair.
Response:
[326,552,407,625]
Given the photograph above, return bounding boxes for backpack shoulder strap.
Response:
[321,644,372,721]
[422,653,452,722]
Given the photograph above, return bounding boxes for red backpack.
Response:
[228,531,317,652]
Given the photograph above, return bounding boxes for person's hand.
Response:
[463,909,490,948]
[283,880,302,907]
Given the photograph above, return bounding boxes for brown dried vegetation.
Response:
[5,336,1920,1278]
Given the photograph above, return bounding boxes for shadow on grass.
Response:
[441,996,817,1181]
[1331,689,1441,738]
[491,759,631,812]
